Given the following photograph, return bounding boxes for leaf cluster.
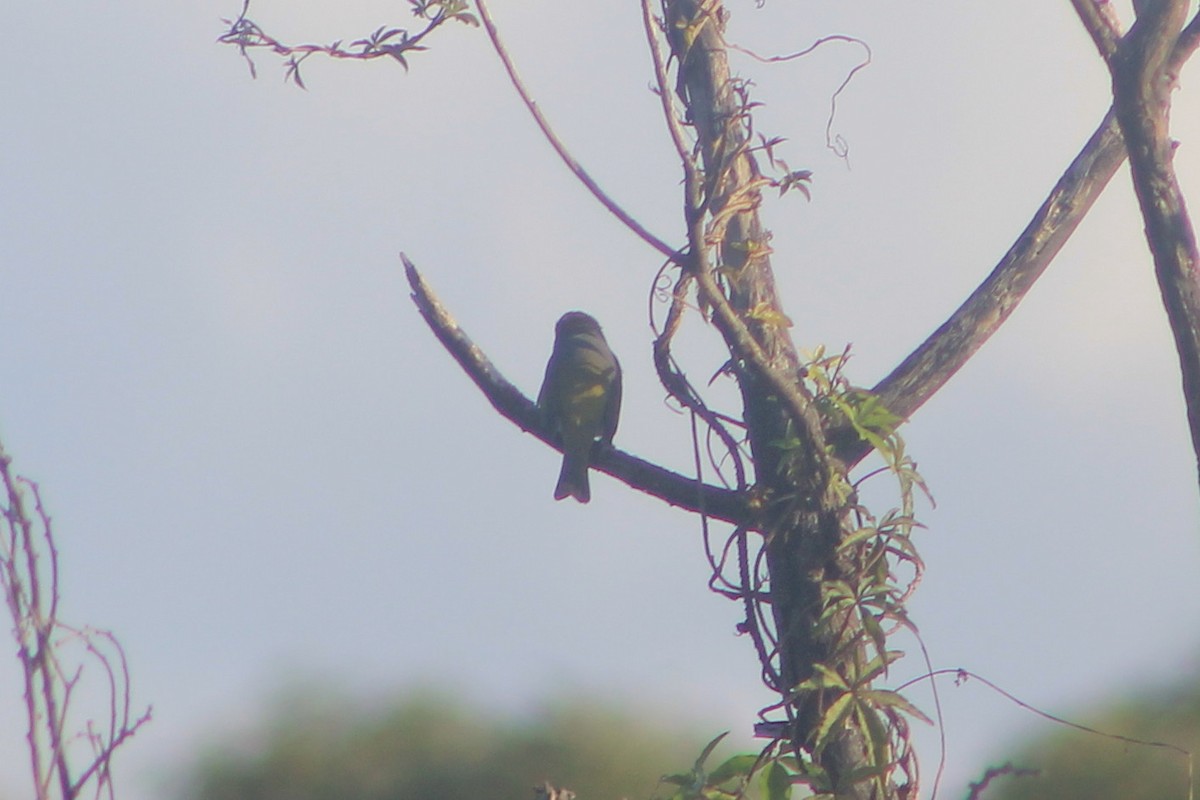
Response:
[658,733,789,800]
[760,347,934,797]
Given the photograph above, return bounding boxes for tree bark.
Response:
[1108,2,1200,487]
[662,3,879,796]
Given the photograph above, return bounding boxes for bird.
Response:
[536,311,622,503]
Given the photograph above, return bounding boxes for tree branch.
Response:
[1108,1,1200,486]
[403,254,750,524]
[839,13,1200,467]
[837,107,1127,463]
[1069,0,1124,61]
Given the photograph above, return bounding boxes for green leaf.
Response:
[695,731,729,770]
[820,578,855,602]
[861,689,934,725]
[813,692,854,754]
[812,662,849,690]
[707,753,759,785]
[764,760,793,800]
[661,773,694,787]
[838,525,879,550]
[790,759,830,792]
[861,650,906,684]
[860,610,888,657]
[855,702,892,766]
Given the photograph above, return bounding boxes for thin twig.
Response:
[644,0,819,465]
[1,446,150,800]
[964,763,1039,800]
[641,0,699,195]
[721,33,872,159]
[898,668,1194,761]
[473,0,682,262]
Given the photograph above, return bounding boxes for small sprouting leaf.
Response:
[747,301,793,328]
[852,392,903,431]
[284,55,307,89]
[779,169,813,199]
[386,49,410,71]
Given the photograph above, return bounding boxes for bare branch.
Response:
[403,254,751,524]
[640,0,699,205]
[1,446,149,800]
[473,0,682,263]
[839,107,1127,463]
[842,15,1200,467]
[965,763,1039,800]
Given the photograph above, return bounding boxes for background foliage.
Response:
[169,673,1200,800]
[984,675,1200,800]
[178,687,711,800]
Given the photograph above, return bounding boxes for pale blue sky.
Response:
[2,1,1199,797]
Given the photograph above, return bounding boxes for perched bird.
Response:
[536,311,622,503]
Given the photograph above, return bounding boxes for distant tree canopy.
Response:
[177,675,1200,800]
[982,675,1199,800]
[178,687,717,800]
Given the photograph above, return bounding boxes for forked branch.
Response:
[844,10,1200,468]
[1107,4,1200,486]
[1,444,151,800]
[1068,1,1200,486]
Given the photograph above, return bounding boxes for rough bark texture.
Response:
[662,3,877,796]
[838,10,1200,470]
[842,109,1127,464]
[1109,2,1200,487]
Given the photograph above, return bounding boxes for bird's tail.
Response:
[554,453,591,503]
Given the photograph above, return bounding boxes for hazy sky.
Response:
[2,1,1199,797]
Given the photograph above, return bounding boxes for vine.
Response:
[642,1,933,795]
[218,0,478,87]
[219,2,933,796]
